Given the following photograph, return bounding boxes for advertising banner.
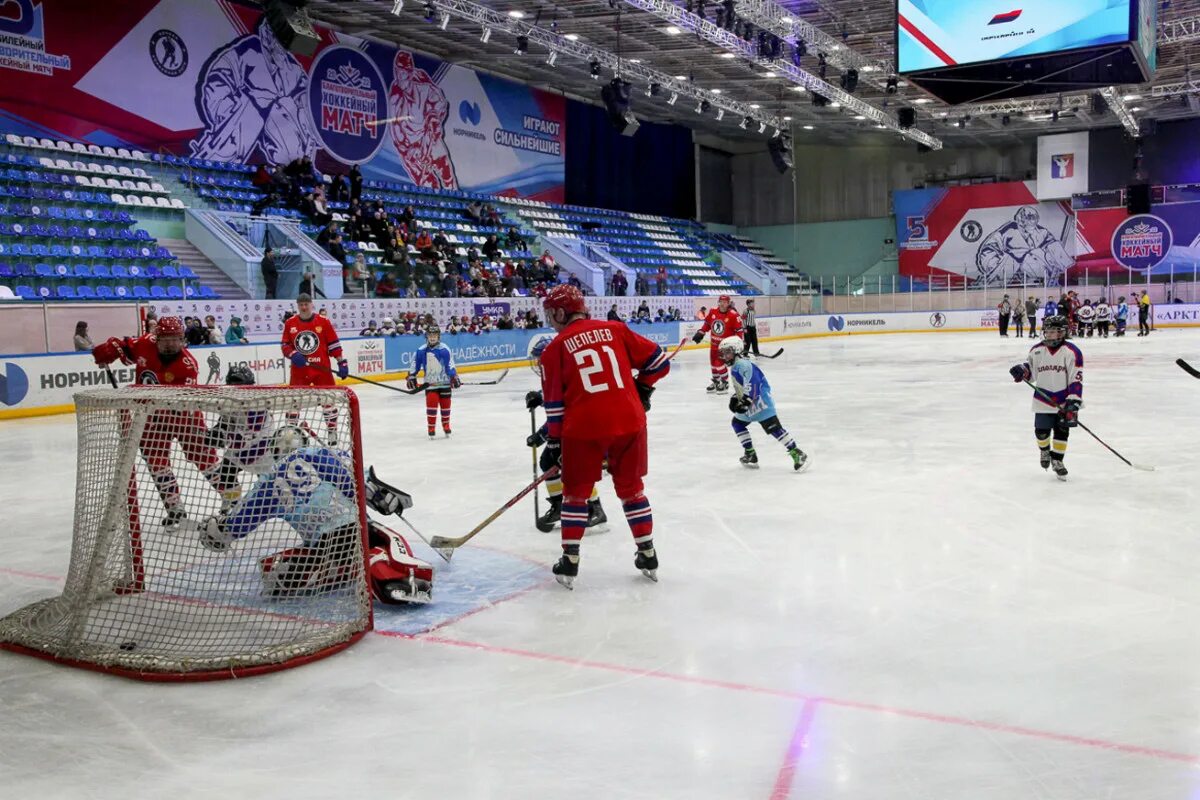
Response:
[1075,201,1200,275]
[0,0,566,200]
[896,182,1076,287]
[1037,132,1090,200]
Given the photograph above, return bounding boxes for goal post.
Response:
[0,386,374,681]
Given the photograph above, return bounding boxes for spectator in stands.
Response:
[483,203,501,225]
[298,271,325,299]
[654,308,666,323]
[185,317,208,346]
[260,246,278,299]
[415,228,435,260]
[326,234,347,268]
[525,310,542,329]
[497,312,514,330]
[345,253,371,297]
[539,249,555,274]
[375,272,399,298]
[635,272,649,296]
[370,208,391,243]
[636,301,651,322]
[348,164,363,204]
[225,316,248,344]
[144,311,158,334]
[568,273,583,291]
[441,269,458,298]
[252,164,272,192]
[464,199,483,222]
[406,279,420,298]
[656,266,668,295]
[299,191,316,218]
[73,321,93,351]
[432,229,450,258]
[328,172,347,203]
[611,271,628,296]
[398,204,416,227]
[316,222,337,248]
[607,304,622,322]
[482,234,501,262]
[696,306,707,320]
[360,319,379,336]
[312,189,331,226]
[204,315,223,344]
[505,226,525,251]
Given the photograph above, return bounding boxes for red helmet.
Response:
[544,284,587,317]
[719,294,731,304]
[156,316,184,337]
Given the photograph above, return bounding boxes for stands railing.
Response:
[185,210,268,298]
[266,218,343,300]
[542,236,609,295]
[721,250,788,295]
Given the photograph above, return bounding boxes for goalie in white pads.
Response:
[199,425,433,603]
[719,337,809,471]
[204,365,275,511]
[1009,314,1083,481]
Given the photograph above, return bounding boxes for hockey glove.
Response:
[1009,363,1031,383]
[691,331,705,344]
[729,394,752,414]
[1059,399,1081,427]
[635,382,655,412]
[451,374,462,389]
[365,466,414,517]
[526,426,547,448]
[93,337,131,367]
[406,375,418,390]
[290,352,308,368]
[525,390,543,410]
[337,360,350,379]
[539,438,561,472]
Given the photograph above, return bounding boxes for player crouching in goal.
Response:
[719,337,809,472]
[198,425,433,604]
[1008,315,1083,481]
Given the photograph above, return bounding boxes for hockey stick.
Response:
[667,337,689,362]
[428,467,560,557]
[529,408,540,524]
[313,364,423,395]
[395,516,452,563]
[1022,379,1154,471]
[757,348,785,359]
[103,365,119,389]
[1176,358,1200,379]
[462,369,509,386]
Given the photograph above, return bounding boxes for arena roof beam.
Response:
[1098,86,1141,136]
[418,0,785,133]
[617,0,942,149]
[1160,13,1200,44]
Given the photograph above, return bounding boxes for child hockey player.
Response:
[1076,299,1095,338]
[1115,296,1129,336]
[205,365,274,511]
[407,324,460,438]
[691,294,744,394]
[1008,315,1082,481]
[719,337,809,472]
[1095,298,1112,338]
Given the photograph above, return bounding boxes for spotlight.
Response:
[667,92,678,105]
[590,58,601,78]
[439,12,450,30]
[515,35,528,54]
[739,116,750,129]
[480,27,492,43]
[885,75,898,95]
[391,0,404,13]
[768,133,793,173]
[696,99,711,114]
[757,121,766,133]
[423,2,434,22]
[648,82,661,96]
[716,108,725,121]
[546,50,557,66]
[1052,109,1059,122]
[1001,114,1010,126]
[841,69,858,93]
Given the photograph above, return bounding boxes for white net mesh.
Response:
[0,386,372,679]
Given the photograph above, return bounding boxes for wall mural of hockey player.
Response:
[387,51,457,189]
[190,18,319,165]
[974,206,1074,288]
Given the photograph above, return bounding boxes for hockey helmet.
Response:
[1042,314,1068,346]
[425,324,441,345]
[155,316,184,338]
[718,336,744,362]
[382,317,395,327]
[543,284,587,318]
[225,364,256,386]
[368,319,378,328]
[271,425,309,459]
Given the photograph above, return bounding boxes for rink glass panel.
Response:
[0,387,372,680]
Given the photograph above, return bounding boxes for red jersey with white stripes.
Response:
[699,307,744,344]
[540,320,670,440]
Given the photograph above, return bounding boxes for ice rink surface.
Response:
[3,330,1200,799]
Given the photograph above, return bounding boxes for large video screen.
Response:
[898,0,1135,73]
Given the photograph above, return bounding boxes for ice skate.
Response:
[198,517,232,553]
[1039,449,1051,470]
[716,379,729,394]
[586,498,608,530]
[1051,459,1068,481]
[789,448,810,473]
[706,379,719,394]
[428,429,437,440]
[325,428,338,448]
[739,449,759,469]
[634,548,658,582]
[442,426,452,438]
[536,496,562,533]
[552,554,579,589]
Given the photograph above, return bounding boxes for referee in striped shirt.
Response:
[742,299,761,357]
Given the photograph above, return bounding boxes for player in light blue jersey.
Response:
[719,337,809,472]
[408,325,461,438]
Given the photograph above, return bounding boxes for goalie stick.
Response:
[1022,379,1154,472]
[1176,358,1200,379]
[428,467,560,558]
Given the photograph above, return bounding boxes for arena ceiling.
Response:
[306,0,1200,150]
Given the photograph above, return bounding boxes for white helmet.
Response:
[271,425,309,459]
[382,317,395,327]
[718,337,744,361]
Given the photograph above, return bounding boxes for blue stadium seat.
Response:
[198,286,217,299]
[132,286,150,299]
[73,264,91,278]
[0,264,10,279]
[50,244,68,258]
[15,285,35,299]
[144,265,160,280]
[183,285,195,298]
[150,286,167,299]
[110,264,129,279]
[56,285,75,299]
[75,285,95,299]
[127,264,142,278]
[34,263,53,278]
[160,265,178,279]
[112,285,130,299]
[53,263,70,277]
[178,266,197,279]
[167,286,183,299]
[95,285,114,299]
[90,264,110,279]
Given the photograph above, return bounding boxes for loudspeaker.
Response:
[601,78,640,137]
[1138,118,1158,138]
[1126,182,1152,214]
[767,134,793,174]
[897,107,916,129]
[265,0,320,57]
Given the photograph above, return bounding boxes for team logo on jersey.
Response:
[712,320,726,336]
[294,331,321,355]
[149,30,187,78]
[140,370,160,384]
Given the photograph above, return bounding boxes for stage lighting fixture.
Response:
[391,0,403,13]
[739,116,750,129]
[439,12,450,30]
[716,108,725,121]
[546,50,558,66]
[480,27,492,43]
[515,35,528,54]
[590,58,601,78]
[423,2,434,22]
[668,92,678,105]
[885,75,898,95]
[757,121,766,133]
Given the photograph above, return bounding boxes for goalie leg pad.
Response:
[367,522,433,604]
[366,466,414,517]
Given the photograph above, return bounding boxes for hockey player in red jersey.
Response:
[537,284,671,588]
[691,294,744,393]
[281,293,349,445]
[92,316,223,527]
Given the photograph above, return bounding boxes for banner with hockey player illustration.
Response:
[896,182,1076,287]
[0,0,566,201]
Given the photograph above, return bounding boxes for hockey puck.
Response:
[118,641,138,651]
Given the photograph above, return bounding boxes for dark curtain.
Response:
[565,99,696,218]
[1090,118,1200,190]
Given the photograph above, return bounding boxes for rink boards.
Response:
[2,305,1197,419]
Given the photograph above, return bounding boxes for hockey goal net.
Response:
[0,386,373,680]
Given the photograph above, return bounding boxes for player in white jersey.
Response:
[1076,300,1096,338]
[1009,315,1083,480]
[1094,299,1112,338]
[206,365,275,510]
